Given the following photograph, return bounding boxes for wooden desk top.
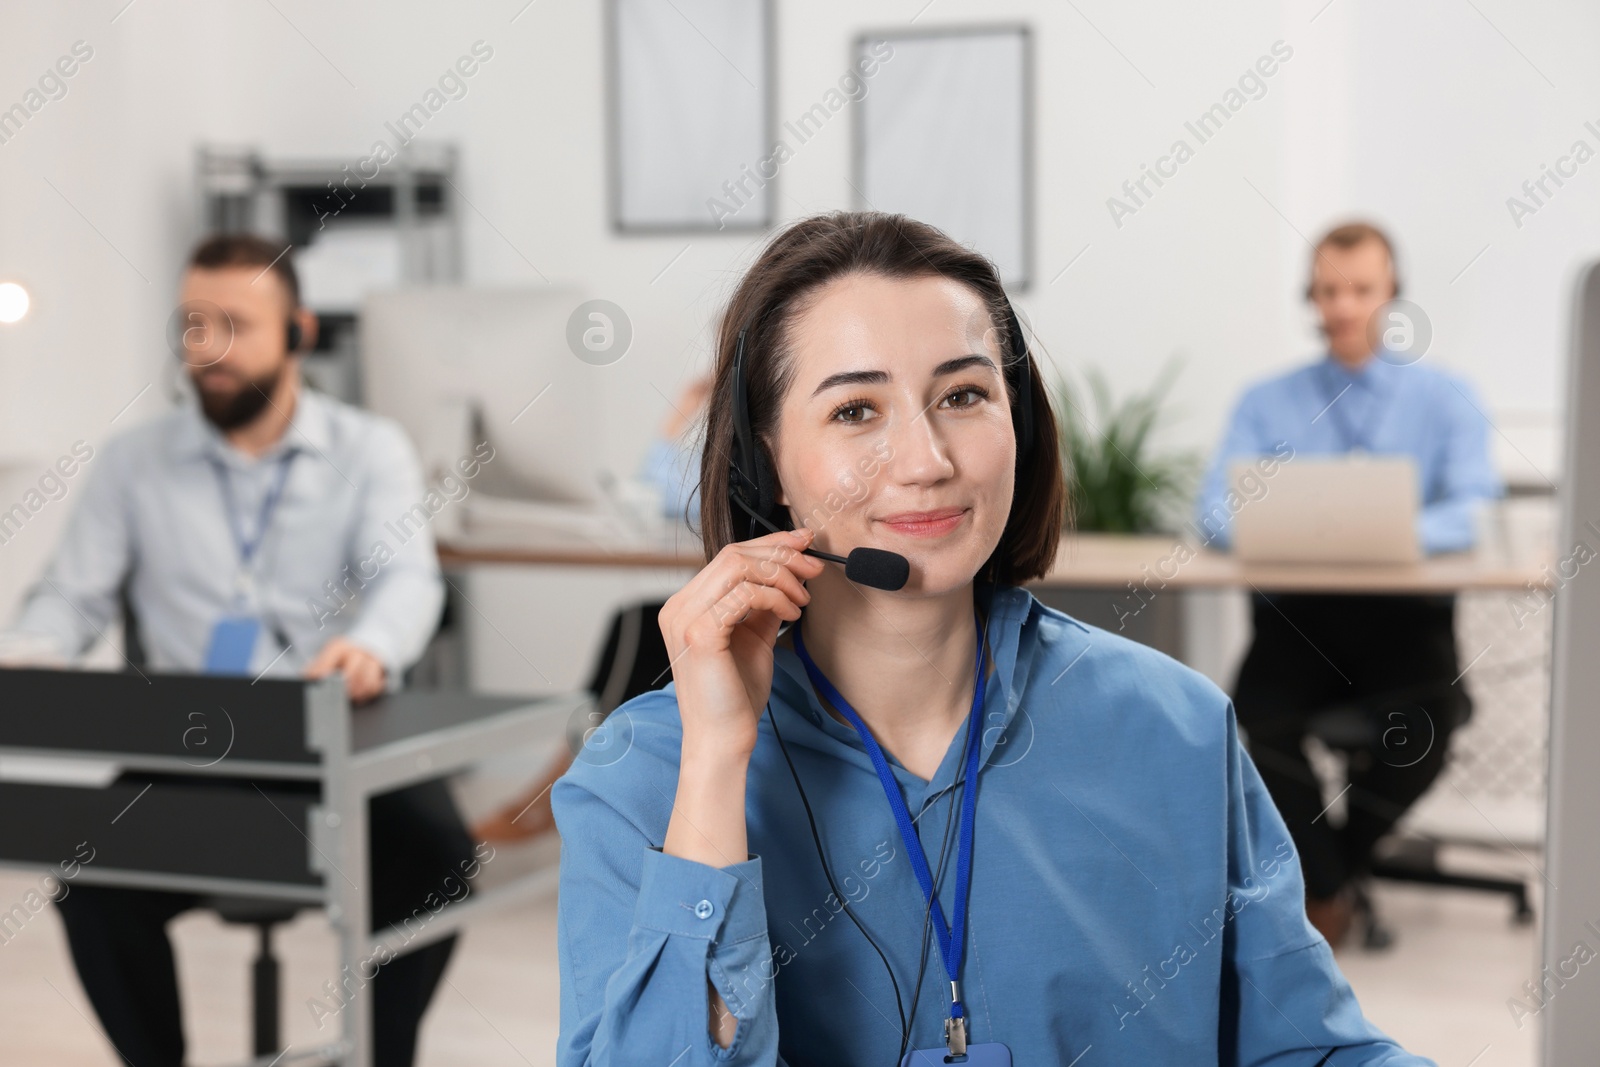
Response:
[1041,534,1548,594]
[439,531,1551,595]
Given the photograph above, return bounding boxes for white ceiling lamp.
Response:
[0,282,30,324]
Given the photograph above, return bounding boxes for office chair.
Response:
[196,894,305,1056]
[583,599,673,719]
[1305,683,1535,950]
[473,600,673,845]
[120,586,307,1057]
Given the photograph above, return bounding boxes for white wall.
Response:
[2,0,1595,674]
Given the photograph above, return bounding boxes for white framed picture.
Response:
[855,25,1032,288]
[608,0,774,233]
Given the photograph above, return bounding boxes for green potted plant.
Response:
[1041,358,1204,654]
[1052,358,1202,534]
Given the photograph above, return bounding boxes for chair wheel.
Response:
[1513,904,1536,926]
[1363,919,1396,951]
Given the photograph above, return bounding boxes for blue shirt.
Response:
[1195,352,1502,554]
[551,583,1435,1065]
[4,388,444,682]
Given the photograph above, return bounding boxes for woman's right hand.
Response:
[658,527,822,1043]
[658,526,824,760]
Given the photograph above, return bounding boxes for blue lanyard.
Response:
[791,609,988,1035]
[210,451,296,571]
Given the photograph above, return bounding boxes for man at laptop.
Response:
[1195,221,1502,947]
[0,234,471,1067]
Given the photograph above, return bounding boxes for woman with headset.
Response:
[551,212,1432,1066]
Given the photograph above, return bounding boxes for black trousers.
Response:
[53,778,474,1067]
[1232,594,1469,900]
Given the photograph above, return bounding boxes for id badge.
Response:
[901,1043,1012,1066]
[203,615,261,674]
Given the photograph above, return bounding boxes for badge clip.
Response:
[945,1015,968,1057]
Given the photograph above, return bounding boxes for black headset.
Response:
[727,298,1036,542]
[170,309,304,364]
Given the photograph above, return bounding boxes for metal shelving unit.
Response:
[195,143,463,404]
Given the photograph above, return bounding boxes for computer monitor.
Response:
[1543,257,1600,1062]
[360,286,607,505]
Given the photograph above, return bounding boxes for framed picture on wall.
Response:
[854,25,1033,288]
[607,0,774,233]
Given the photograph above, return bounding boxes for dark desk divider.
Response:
[0,667,320,767]
[0,777,321,887]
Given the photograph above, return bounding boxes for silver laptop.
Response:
[1229,456,1421,564]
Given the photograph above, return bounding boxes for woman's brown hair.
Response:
[694,210,1066,586]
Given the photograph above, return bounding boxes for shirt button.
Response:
[693,899,715,919]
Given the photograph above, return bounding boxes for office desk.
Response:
[0,668,584,1067]
[439,531,1552,594]
[1041,533,1550,594]
[437,531,1553,684]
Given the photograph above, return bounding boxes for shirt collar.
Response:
[169,384,332,466]
[1320,350,1397,392]
[768,583,1043,807]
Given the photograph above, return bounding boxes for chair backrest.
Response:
[584,600,672,715]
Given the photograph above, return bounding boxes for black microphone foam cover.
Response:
[844,547,911,591]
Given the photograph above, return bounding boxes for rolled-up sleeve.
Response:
[553,776,785,1066]
[1417,377,1502,555]
[1220,703,1438,1066]
[1195,391,1268,550]
[339,419,444,683]
[6,444,131,660]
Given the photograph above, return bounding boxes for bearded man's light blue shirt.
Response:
[1195,352,1502,553]
[4,388,443,681]
[552,583,1436,1066]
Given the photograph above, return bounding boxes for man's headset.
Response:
[1302,244,1403,301]
[166,310,308,402]
[726,298,1036,592]
[172,308,306,361]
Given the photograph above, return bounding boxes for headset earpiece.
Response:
[729,327,790,541]
[286,318,303,353]
[1002,300,1035,469]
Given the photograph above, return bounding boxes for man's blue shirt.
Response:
[1195,351,1502,553]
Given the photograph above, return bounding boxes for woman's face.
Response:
[770,271,1016,596]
